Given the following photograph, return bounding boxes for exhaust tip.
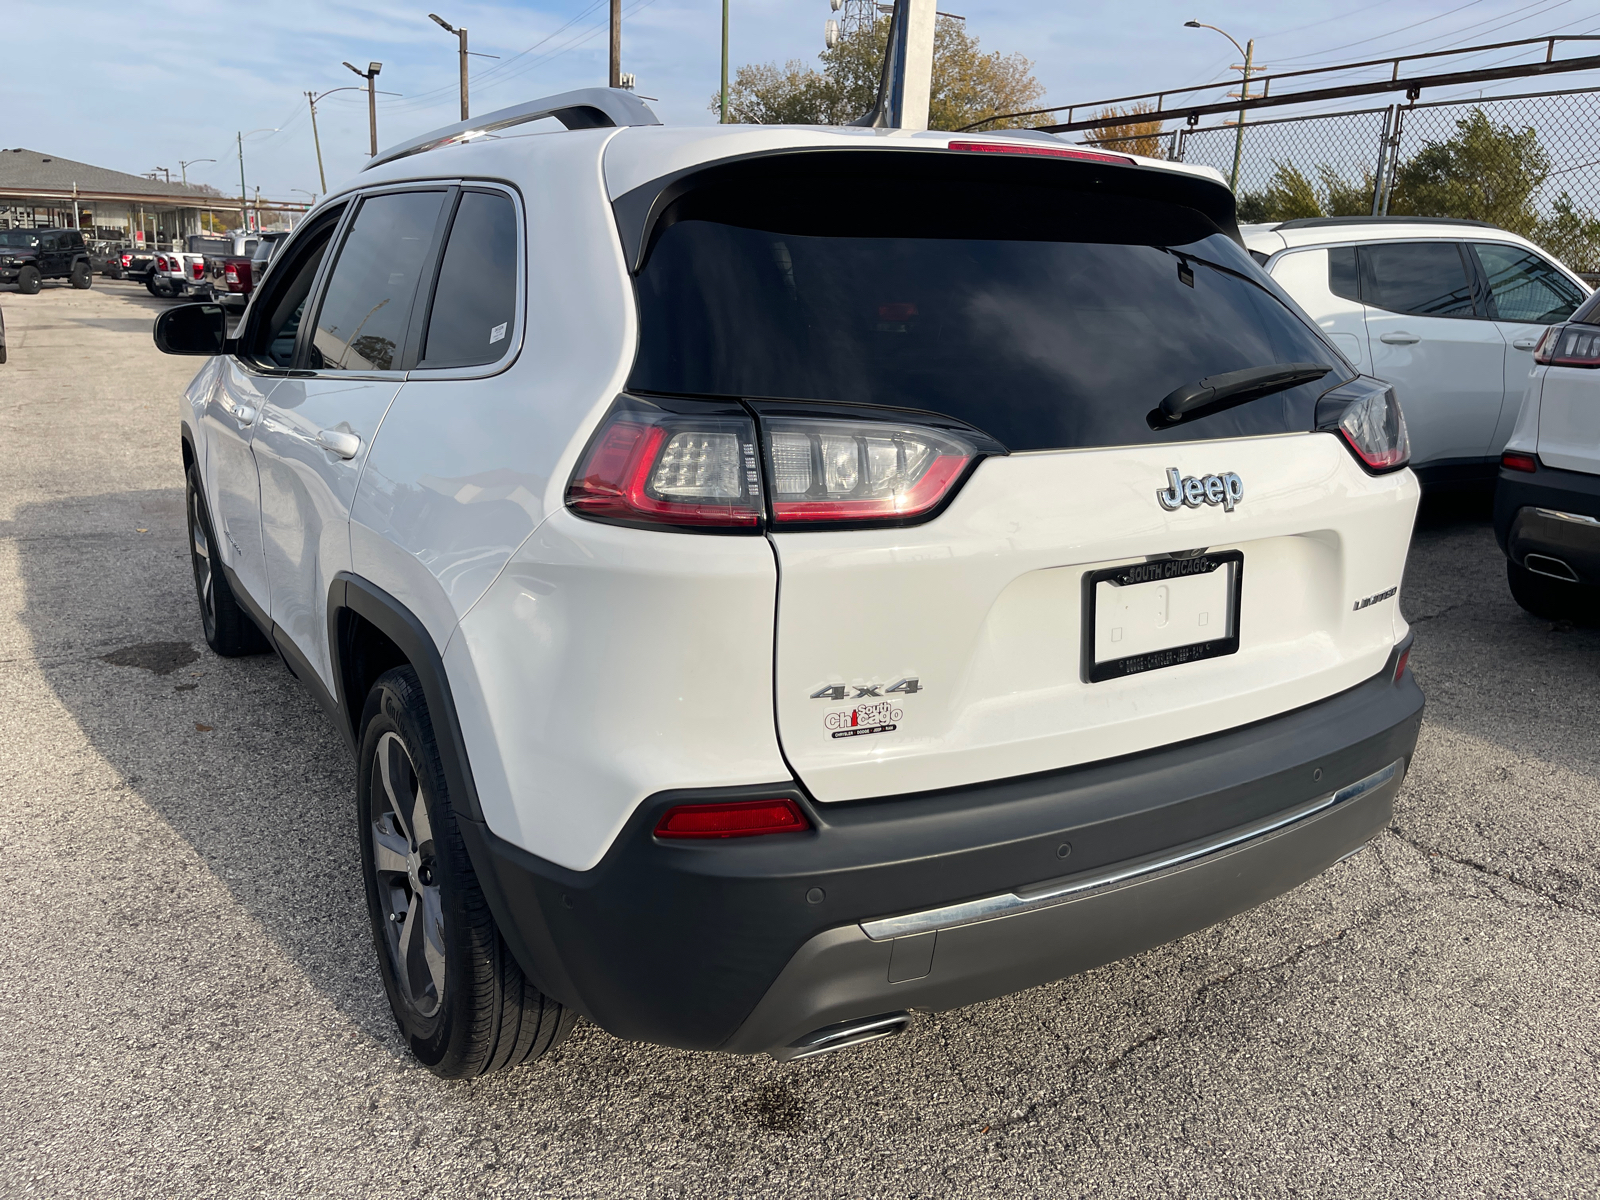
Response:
[1525,553,1580,583]
[771,1012,910,1062]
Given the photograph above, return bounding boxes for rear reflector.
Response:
[654,798,810,839]
[1501,451,1538,473]
[1394,647,1410,682]
[947,140,1134,166]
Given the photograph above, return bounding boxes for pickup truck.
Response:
[198,230,289,310]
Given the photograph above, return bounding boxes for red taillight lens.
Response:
[1501,451,1538,473]
[1532,323,1600,368]
[947,139,1135,166]
[654,798,810,839]
[1336,384,1410,472]
[567,402,763,529]
[224,263,238,282]
[1394,647,1411,682]
[120,253,131,266]
[765,417,977,526]
[192,260,205,279]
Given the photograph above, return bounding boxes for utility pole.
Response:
[344,61,384,156]
[720,0,729,122]
[609,0,621,88]
[237,133,248,231]
[306,92,328,192]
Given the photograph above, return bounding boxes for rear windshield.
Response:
[190,236,233,255]
[0,230,40,249]
[628,158,1350,451]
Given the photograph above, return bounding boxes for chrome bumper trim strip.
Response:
[1532,507,1600,527]
[858,758,1403,941]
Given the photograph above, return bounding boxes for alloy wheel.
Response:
[371,731,447,1020]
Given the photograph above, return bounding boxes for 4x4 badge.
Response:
[1157,467,1244,512]
[811,678,921,700]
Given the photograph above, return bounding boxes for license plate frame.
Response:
[1082,550,1244,683]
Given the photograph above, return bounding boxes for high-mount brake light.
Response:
[1501,451,1538,473]
[1335,383,1410,472]
[946,140,1135,166]
[654,798,810,839]
[1533,323,1600,368]
[764,416,977,525]
[566,400,763,530]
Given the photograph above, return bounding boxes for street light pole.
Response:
[1184,20,1256,193]
[430,14,470,119]
[236,128,277,233]
[343,61,384,156]
[178,158,214,187]
[720,0,729,122]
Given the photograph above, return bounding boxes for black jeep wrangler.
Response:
[0,228,93,294]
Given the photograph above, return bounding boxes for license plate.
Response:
[1083,551,1243,683]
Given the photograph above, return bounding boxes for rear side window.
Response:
[1472,243,1584,324]
[1328,246,1360,303]
[309,190,446,372]
[419,189,519,369]
[1359,242,1475,317]
[628,157,1347,453]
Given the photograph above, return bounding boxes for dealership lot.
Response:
[1,282,1597,1198]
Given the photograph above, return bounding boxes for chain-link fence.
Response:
[1087,86,1600,273]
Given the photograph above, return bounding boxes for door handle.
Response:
[1512,337,1539,350]
[1379,331,1420,345]
[317,429,362,459]
[233,403,257,425]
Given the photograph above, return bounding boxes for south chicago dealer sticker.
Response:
[825,700,903,738]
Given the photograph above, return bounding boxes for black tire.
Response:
[359,666,575,1078]
[109,265,125,280]
[17,266,41,295]
[70,261,91,289]
[185,463,270,656]
[146,275,162,297]
[1507,560,1578,621]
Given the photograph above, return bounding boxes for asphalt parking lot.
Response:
[2,279,1598,1199]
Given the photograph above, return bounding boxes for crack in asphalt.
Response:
[1387,825,1598,919]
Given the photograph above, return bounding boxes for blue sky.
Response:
[5,0,1599,201]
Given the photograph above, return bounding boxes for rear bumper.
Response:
[460,642,1423,1055]
[1495,461,1600,585]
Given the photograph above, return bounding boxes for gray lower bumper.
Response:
[725,760,1402,1057]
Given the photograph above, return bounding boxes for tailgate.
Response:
[772,433,1418,802]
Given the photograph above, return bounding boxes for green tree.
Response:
[1388,109,1549,236]
[1236,162,1373,222]
[1535,192,1600,273]
[1086,102,1168,159]
[717,16,1044,131]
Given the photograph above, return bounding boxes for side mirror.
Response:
[154,303,228,356]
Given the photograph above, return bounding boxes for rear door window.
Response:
[1328,246,1361,303]
[309,190,447,372]
[627,157,1348,452]
[1358,241,1476,317]
[418,189,519,369]
[1471,243,1585,323]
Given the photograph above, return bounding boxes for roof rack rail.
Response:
[365,87,661,172]
[1274,215,1498,231]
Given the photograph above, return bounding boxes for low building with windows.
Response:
[0,148,283,244]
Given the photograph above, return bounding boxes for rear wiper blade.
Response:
[1151,362,1332,428]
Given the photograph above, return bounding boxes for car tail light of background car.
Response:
[191,260,205,280]
[1533,323,1600,368]
[567,396,997,532]
[120,253,132,267]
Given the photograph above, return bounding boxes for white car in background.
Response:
[1242,217,1591,489]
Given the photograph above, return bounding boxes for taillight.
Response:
[947,139,1134,166]
[1532,323,1600,368]
[566,398,763,530]
[192,260,205,279]
[654,798,810,839]
[1325,381,1409,472]
[155,256,166,271]
[1501,451,1538,473]
[763,416,976,525]
[120,253,131,266]
[224,263,238,282]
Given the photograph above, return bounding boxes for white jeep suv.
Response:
[1242,217,1590,489]
[155,89,1424,1077]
